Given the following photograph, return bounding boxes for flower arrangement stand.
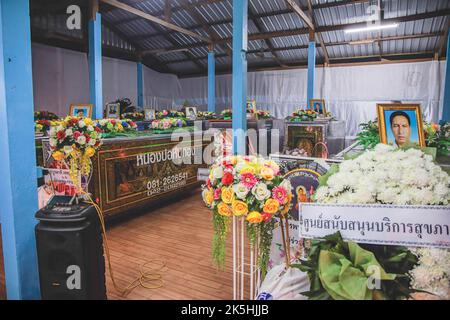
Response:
[232,216,261,300]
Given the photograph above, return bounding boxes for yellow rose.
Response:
[280,193,293,215]
[217,202,232,217]
[240,166,255,175]
[117,123,123,131]
[84,118,93,125]
[260,166,274,181]
[246,211,263,224]
[263,198,279,214]
[202,188,214,207]
[232,200,249,216]
[85,146,96,158]
[230,156,237,165]
[52,151,65,161]
[221,186,234,204]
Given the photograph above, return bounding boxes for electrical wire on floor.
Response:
[82,191,167,297]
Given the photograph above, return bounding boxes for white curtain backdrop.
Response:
[179,61,446,137]
[31,43,446,138]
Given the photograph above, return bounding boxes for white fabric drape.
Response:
[179,61,445,138]
[32,43,445,138]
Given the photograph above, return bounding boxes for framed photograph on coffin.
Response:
[185,107,198,120]
[106,103,120,119]
[284,122,327,158]
[377,103,425,148]
[143,108,156,121]
[70,104,93,118]
[310,99,326,115]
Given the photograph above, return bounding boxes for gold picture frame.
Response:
[309,99,326,115]
[377,103,425,148]
[69,104,93,118]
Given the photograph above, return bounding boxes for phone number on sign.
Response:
[146,172,189,197]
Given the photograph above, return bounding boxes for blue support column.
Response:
[307,41,316,108]
[137,61,144,108]
[232,0,248,155]
[442,32,450,122]
[207,51,215,112]
[89,11,103,119]
[0,0,40,299]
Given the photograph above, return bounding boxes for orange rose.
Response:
[217,202,232,217]
[232,200,249,216]
[263,198,279,214]
[260,166,274,181]
[246,211,263,224]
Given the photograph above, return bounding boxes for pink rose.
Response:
[214,188,222,200]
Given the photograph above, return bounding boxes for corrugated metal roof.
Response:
[30,0,450,76]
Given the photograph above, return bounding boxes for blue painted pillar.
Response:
[307,40,316,108]
[137,61,144,108]
[232,0,248,155]
[0,0,40,299]
[89,11,103,119]
[442,31,450,121]
[207,51,215,112]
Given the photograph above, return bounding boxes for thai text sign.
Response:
[299,203,450,248]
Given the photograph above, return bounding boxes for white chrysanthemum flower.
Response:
[315,144,450,299]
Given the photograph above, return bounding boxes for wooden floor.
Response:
[0,188,235,300]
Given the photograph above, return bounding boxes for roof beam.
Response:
[285,0,315,30]
[99,0,211,43]
[136,8,450,52]
[164,32,442,64]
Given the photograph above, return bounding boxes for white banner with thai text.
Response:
[299,203,450,248]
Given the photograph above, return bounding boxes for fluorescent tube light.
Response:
[344,23,399,34]
[349,39,376,45]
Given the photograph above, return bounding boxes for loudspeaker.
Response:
[35,197,107,300]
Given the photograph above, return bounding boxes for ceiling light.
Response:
[349,39,376,45]
[344,23,399,34]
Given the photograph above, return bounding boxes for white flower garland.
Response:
[315,144,450,299]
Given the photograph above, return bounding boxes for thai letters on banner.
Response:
[299,203,450,248]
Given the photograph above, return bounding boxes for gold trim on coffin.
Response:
[93,138,207,216]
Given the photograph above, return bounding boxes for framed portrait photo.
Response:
[69,104,93,118]
[310,99,326,115]
[377,103,425,148]
[106,103,120,119]
[144,108,156,121]
[185,106,198,120]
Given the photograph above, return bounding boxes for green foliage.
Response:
[212,210,230,268]
[293,232,419,300]
[356,120,380,149]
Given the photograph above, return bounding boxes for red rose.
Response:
[84,133,91,143]
[221,172,234,186]
[111,120,116,125]
[73,131,82,139]
[206,178,212,189]
[56,131,66,140]
[95,126,102,133]
[129,121,135,127]
[261,213,272,223]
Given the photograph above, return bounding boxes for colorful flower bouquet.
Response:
[95,118,137,137]
[290,109,318,122]
[34,110,59,121]
[35,119,60,135]
[121,112,144,121]
[299,144,450,300]
[221,109,232,120]
[49,116,103,192]
[257,110,271,119]
[157,110,185,119]
[202,155,293,274]
[357,120,450,157]
[197,111,216,120]
[151,117,187,133]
